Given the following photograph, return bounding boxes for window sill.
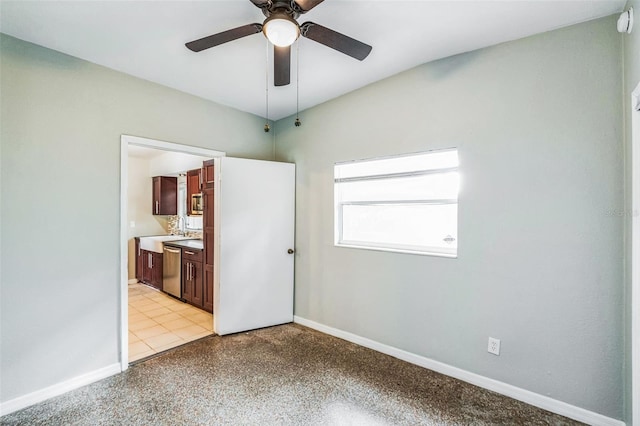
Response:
[335,243,457,259]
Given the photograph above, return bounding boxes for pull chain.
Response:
[295,40,301,127]
[264,39,270,132]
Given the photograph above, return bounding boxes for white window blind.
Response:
[334,149,459,257]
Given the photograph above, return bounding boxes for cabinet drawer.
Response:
[182,248,203,262]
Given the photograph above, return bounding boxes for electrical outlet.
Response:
[488,337,501,355]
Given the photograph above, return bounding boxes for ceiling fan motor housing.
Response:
[261,1,301,19]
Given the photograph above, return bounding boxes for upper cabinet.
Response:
[204,160,215,185]
[186,168,202,216]
[152,176,177,215]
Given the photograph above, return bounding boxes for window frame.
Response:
[334,149,459,258]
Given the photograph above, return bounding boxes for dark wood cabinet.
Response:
[203,187,214,267]
[152,176,177,215]
[203,160,215,185]
[135,240,163,291]
[135,238,143,282]
[186,168,202,216]
[181,258,192,302]
[142,251,153,284]
[191,261,204,307]
[182,248,205,311]
[203,268,214,313]
[181,259,192,302]
[150,252,163,290]
[203,159,215,314]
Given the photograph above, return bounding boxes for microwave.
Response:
[191,193,203,215]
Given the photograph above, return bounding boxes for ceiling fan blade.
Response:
[293,0,324,12]
[274,45,291,86]
[300,22,372,61]
[186,24,262,52]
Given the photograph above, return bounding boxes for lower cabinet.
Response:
[135,238,211,313]
[135,239,163,291]
[203,266,214,313]
[135,238,143,282]
[182,258,203,307]
[150,252,163,290]
[181,247,211,313]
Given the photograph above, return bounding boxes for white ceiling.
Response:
[128,144,167,160]
[0,0,626,120]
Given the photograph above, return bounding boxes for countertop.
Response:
[163,239,204,250]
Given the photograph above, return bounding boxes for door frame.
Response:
[119,135,224,371]
[632,81,640,426]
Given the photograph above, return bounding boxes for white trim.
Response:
[0,363,121,416]
[335,242,457,258]
[632,81,640,426]
[334,167,460,183]
[213,158,222,335]
[119,138,129,371]
[119,135,225,371]
[128,279,138,285]
[334,146,459,166]
[122,134,225,158]
[294,316,625,426]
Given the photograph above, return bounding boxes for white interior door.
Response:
[214,157,295,335]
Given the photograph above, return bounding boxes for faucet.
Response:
[177,215,186,236]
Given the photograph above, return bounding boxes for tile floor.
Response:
[128,282,213,362]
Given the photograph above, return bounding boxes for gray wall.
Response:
[275,16,624,419]
[0,34,272,403]
[623,0,639,423]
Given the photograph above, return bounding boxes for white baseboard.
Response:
[0,363,121,417]
[293,316,625,426]
[128,279,138,284]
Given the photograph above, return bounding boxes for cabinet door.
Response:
[135,238,143,282]
[182,258,192,303]
[152,177,161,215]
[142,251,153,284]
[152,176,177,215]
[203,160,215,185]
[203,187,214,266]
[203,159,215,313]
[192,261,203,308]
[203,267,214,313]
[151,252,163,291]
[186,169,201,216]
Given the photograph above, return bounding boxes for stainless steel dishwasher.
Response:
[163,245,181,298]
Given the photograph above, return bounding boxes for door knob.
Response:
[287,249,295,254]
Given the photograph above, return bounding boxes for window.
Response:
[334,149,459,257]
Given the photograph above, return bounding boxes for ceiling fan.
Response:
[185,0,372,87]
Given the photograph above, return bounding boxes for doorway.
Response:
[119,135,224,370]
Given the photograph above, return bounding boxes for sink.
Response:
[139,235,190,253]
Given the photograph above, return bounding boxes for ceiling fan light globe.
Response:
[263,17,300,47]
